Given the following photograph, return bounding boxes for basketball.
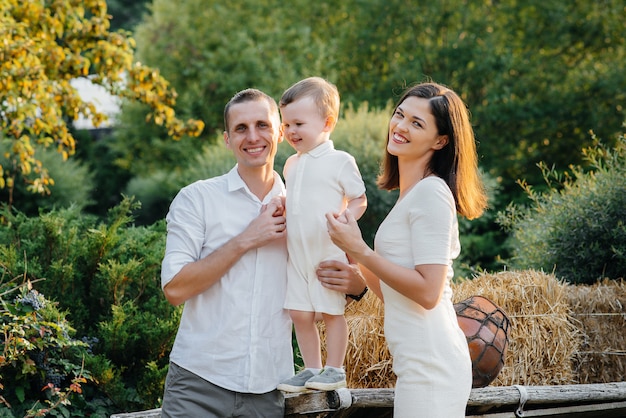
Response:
[455,295,511,388]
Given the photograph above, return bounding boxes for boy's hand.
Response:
[334,209,349,224]
[263,196,286,217]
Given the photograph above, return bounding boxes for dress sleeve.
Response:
[408,179,456,266]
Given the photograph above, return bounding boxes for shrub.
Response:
[498,131,626,284]
[0,144,95,216]
[0,278,108,417]
[456,171,507,279]
[0,197,179,412]
[124,144,236,226]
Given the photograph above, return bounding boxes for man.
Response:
[160,88,367,417]
[160,89,291,417]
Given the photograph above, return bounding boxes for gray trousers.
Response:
[161,362,285,418]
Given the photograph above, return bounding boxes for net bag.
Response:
[454,295,511,388]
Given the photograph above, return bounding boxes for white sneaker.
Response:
[277,369,317,393]
[304,368,347,391]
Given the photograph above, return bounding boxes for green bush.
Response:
[456,170,506,279]
[0,279,109,417]
[0,143,95,216]
[71,128,132,219]
[498,131,626,284]
[0,197,179,413]
[124,144,236,225]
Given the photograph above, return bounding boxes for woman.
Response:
[320,82,487,417]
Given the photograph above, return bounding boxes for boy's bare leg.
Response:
[322,313,348,368]
[290,310,323,368]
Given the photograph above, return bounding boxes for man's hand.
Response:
[239,198,287,250]
[164,198,287,306]
[317,259,366,296]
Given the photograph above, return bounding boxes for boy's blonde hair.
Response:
[280,77,340,123]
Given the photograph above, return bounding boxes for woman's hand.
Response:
[325,209,370,260]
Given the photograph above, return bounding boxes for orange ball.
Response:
[455,296,511,388]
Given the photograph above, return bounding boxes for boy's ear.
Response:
[324,115,336,132]
[223,131,231,148]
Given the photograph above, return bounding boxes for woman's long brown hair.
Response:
[377,82,488,219]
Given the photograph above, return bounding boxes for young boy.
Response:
[276,77,367,393]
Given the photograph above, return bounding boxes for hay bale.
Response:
[453,270,580,386]
[568,278,626,384]
[336,270,580,388]
[343,291,393,388]
[323,270,624,389]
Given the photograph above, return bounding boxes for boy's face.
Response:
[224,99,283,171]
[280,96,332,154]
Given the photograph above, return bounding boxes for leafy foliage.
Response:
[0,280,106,417]
[120,0,625,200]
[0,197,180,412]
[0,0,203,200]
[456,172,507,279]
[110,0,334,175]
[498,130,626,284]
[70,128,132,218]
[124,140,236,225]
[464,0,626,202]
[0,143,95,216]
[106,0,150,31]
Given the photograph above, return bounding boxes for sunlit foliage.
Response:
[0,0,204,199]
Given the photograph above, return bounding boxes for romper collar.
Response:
[303,140,334,158]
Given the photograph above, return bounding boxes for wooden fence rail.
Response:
[111,381,626,418]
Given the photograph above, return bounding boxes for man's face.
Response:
[224,99,283,171]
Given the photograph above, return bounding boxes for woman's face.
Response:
[387,96,446,161]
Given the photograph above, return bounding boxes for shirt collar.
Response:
[227,165,247,192]
[226,165,285,202]
[302,140,334,158]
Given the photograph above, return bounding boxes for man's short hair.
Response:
[224,89,279,132]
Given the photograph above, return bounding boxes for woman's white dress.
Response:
[374,177,472,418]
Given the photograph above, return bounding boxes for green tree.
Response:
[117,0,625,200]
[106,0,150,31]
[498,130,626,283]
[0,0,203,205]
[320,0,625,201]
[465,0,626,201]
[110,0,335,176]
